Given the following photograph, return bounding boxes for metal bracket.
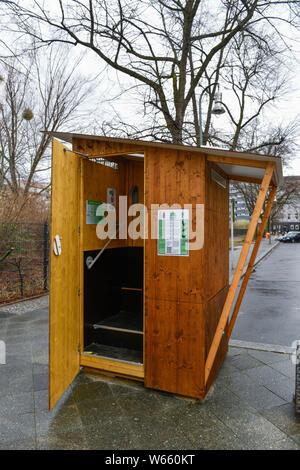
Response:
[86,224,120,270]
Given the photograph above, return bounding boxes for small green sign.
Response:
[86,200,105,225]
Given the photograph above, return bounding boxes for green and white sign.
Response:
[158,209,189,256]
[86,200,105,225]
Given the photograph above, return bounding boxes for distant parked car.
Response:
[280,231,300,243]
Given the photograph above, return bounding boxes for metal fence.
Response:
[0,221,49,304]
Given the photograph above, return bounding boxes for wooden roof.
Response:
[44,131,283,186]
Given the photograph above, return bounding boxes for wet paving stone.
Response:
[0,362,32,381]
[1,298,300,450]
[266,437,300,450]
[33,363,48,376]
[0,438,37,450]
[0,412,35,443]
[31,342,48,356]
[32,352,48,365]
[228,353,264,370]
[218,369,288,410]
[243,364,295,402]
[290,433,300,445]
[247,350,290,365]
[83,415,139,450]
[270,359,296,379]
[71,379,113,405]
[127,414,195,450]
[4,328,30,339]
[260,403,300,436]
[34,390,49,412]
[76,396,124,426]
[35,403,83,437]
[185,421,248,450]
[33,373,48,392]
[219,409,287,448]
[0,391,34,416]
[1,373,34,396]
[37,429,88,450]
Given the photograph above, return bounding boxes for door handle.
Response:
[53,235,62,256]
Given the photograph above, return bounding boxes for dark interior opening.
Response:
[83,247,143,364]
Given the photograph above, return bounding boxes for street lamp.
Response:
[198,83,225,147]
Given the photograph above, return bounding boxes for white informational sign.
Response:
[157,209,189,256]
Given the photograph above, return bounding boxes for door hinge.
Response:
[78,288,80,297]
[78,225,80,235]
[78,343,81,353]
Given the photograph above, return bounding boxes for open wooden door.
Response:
[49,139,81,409]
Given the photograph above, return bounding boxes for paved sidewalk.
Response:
[0,299,300,450]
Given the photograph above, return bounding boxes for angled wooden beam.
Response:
[204,162,275,385]
[86,151,145,158]
[207,154,268,169]
[209,161,229,180]
[229,175,263,185]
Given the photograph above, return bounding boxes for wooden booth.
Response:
[47,132,282,409]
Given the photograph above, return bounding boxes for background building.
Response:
[229,184,250,221]
[272,176,300,233]
[230,175,300,232]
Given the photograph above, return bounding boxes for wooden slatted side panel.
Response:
[204,162,230,390]
[204,287,229,392]
[204,162,275,385]
[49,139,81,409]
[205,162,229,299]
[144,148,207,397]
[228,184,277,338]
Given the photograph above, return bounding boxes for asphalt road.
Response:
[231,243,300,347]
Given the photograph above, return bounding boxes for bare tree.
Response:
[2,0,300,145]
[0,45,93,198]
[204,28,288,143]
[232,176,300,229]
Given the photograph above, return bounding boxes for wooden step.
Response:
[93,310,143,335]
[83,342,143,365]
[121,287,143,292]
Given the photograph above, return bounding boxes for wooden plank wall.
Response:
[204,161,229,392]
[144,148,208,398]
[126,160,144,248]
[74,139,145,252]
[81,158,126,251]
[49,139,81,409]
[73,137,230,399]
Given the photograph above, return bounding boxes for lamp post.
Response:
[198,83,225,146]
